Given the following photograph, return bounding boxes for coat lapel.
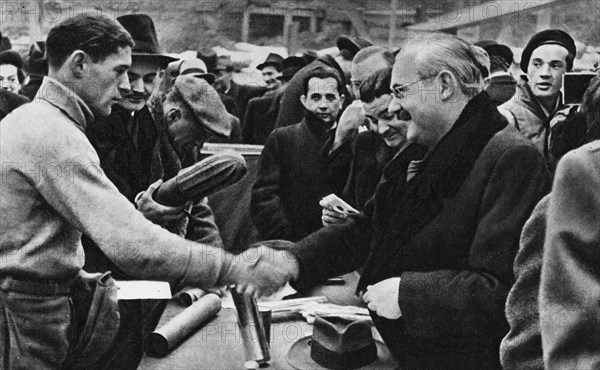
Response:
[357,92,508,291]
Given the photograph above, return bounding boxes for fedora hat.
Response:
[336,35,372,60]
[23,41,47,76]
[277,56,307,82]
[178,58,216,85]
[257,53,283,71]
[116,14,177,68]
[286,316,396,370]
[0,33,12,53]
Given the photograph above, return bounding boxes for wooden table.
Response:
[139,272,394,370]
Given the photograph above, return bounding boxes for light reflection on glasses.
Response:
[391,76,434,100]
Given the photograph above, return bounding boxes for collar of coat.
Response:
[357,91,508,292]
[35,76,94,132]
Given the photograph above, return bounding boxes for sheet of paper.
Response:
[114,280,172,300]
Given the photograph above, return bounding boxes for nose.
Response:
[130,78,144,93]
[118,74,131,92]
[539,63,551,77]
[388,95,402,114]
[318,98,329,110]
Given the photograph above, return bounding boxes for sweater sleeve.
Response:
[33,127,233,289]
[540,148,600,369]
[398,144,550,341]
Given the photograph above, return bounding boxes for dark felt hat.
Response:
[475,40,514,66]
[336,35,372,60]
[0,50,23,69]
[23,41,47,76]
[286,316,396,370]
[116,14,177,68]
[277,56,307,82]
[171,75,232,138]
[256,53,284,71]
[520,29,576,73]
[197,48,218,73]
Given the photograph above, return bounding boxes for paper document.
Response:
[114,280,172,300]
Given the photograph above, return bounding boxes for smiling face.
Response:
[261,65,282,91]
[363,94,408,148]
[117,56,161,112]
[300,77,344,125]
[0,64,20,93]
[527,44,568,106]
[389,55,441,148]
[79,46,132,116]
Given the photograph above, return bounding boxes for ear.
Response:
[438,70,457,101]
[300,94,308,109]
[68,50,88,78]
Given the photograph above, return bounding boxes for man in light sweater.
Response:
[0,14,295,369]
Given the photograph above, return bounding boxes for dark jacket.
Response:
[275,55,351,128]
[19,75,43,101]
[289,92,551,369]
[485,73,517,106]
[0,88,29,122]
[225,80,267,121]
[540,142,600,369]
[242,89,282,144]
[500,195,549,370]
[251,114,347,242]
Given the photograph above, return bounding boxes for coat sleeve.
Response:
[186,197,224,248]
[250,132,298,241]
[398,144,550,340]
[540,148,600,369]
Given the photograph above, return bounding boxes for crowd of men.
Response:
[1,11,600,370]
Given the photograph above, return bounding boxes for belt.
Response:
[0,276,72,296]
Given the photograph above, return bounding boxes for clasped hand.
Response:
[231,244,300,297]
[135,179,187,224]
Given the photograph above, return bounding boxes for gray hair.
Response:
[398,33,484,97]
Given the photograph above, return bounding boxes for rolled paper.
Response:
[145,293,221,357]
[174,288,207,307]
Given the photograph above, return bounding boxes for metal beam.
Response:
[407,0,576,32]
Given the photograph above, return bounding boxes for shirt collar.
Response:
[35,76,95,132]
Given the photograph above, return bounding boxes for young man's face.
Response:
[261,65,282,91]
[117,56,161,112]
[527,44,569,102]
[363,93,408,148]
[82,46,131,116]
[0,64,20,93]
[301,77,344,125]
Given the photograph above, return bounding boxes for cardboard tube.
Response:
[145,293,221,357]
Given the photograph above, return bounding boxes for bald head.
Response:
[350,46,395,99]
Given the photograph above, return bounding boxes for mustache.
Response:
[123,91,149,100]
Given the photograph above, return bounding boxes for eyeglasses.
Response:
[391,76,434,100]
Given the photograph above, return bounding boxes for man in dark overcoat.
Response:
[246,33,551,369]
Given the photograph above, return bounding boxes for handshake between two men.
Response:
[224,241,300,296]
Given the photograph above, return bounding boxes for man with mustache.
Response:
[499,29,576,169]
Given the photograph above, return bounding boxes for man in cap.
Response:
[475,40,517,106]
[242,55,306,144]
[0,13,289,369]
[499,29,576,169]
[257,52,283,93]
[274,35,370,128]
[167,57,242,143]
[82,14,228,368]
